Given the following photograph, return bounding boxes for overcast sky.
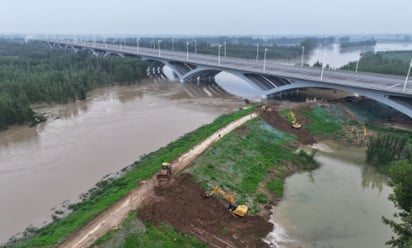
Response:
[1,0,411,36]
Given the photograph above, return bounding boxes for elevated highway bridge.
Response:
[44,39,412,118]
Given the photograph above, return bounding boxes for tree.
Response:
[382,160,412,247]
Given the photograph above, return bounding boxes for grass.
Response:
[7,107,255,248]
[186,117,318,214]
[266,178,284,197]
[300,106,343,139]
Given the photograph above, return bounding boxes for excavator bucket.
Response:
[156,174,171,180]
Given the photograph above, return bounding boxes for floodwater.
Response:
[0,80,245,243]
[276,42,412,68]
[266,142,397,248]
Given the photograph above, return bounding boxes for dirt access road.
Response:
[59,112,258,248]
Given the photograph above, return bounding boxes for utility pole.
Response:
[158,40,162,57]
[263,48,268,72]
[256,43,259,61]
[301,46,305,67]
[186,42,189,61]
[218,45,222,65]
[320,53,327,80]
[403,58,412,92]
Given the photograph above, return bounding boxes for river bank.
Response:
[0,82,246,245]
[3,91,410,247]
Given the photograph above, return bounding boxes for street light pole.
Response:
[263,48,268,72]
[320,53,327,80]
[172,38,175,50]
[218,45,222,65]
[186,42,189,61]
[301,46,305,67]
[158,40,162,57]
[403,58,412,92]
[224,41,227,58]
[256,43,259,61]
[355,50,360,73]
[136,38,140,54]
[194,40,197,54]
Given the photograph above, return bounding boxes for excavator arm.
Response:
[288,111,302,129]
[206,186,248,217]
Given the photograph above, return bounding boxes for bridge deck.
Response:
[48,40,412,97]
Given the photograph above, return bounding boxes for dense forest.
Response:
[341,50,412,75]
[0,39,147,130]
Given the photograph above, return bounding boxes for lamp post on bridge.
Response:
[158,40,162,57]
[256,43,259,61]
[186,42,190,61]
[136,38,140,54]
[263,48,268,72]
[320,52,327,80]
[171,38,175,51]
[224,41,227,58]
[301,46,305,67]
[355,50,361,73]
[218,44,222,65]
[194,39,197,54]
[403,58,412,93]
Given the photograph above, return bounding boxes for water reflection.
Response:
[268,142,397,248]
[361,166,386,192]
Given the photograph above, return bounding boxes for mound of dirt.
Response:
[138,174,272,248]
[260,106,317,145]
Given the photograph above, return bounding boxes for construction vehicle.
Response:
[205,186,248,217]
[288,111,302,129]
[157,162,172,179]
[261,105,273,113]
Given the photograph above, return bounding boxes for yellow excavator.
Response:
[157,162,172,179]
[205,186,248,217]
[288,111,302,129]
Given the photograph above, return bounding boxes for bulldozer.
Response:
[288,111,302,129]
[157,162,172,179]
[205,186,248,217]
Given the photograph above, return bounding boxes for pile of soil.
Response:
[138,174,273,248]
[260,105,317,145]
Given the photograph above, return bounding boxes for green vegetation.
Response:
[5,107,254,248]
[0,39,146,130]
[266,178,284,197]
[365,128,412,247]
[382,160,412,247]
[93,212,206,248]
[299,106,343,139]
[367,133,409,166]
[340,39,377,48]
[341,50,412,76]
[186,117,318,214]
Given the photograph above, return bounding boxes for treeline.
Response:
[340,39,377,48]
[341,51,412,76]
[0,39,147,130]
[366,132,412,247]
[366,133,409,166]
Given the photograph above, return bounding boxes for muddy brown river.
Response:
[0,80,245,242]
